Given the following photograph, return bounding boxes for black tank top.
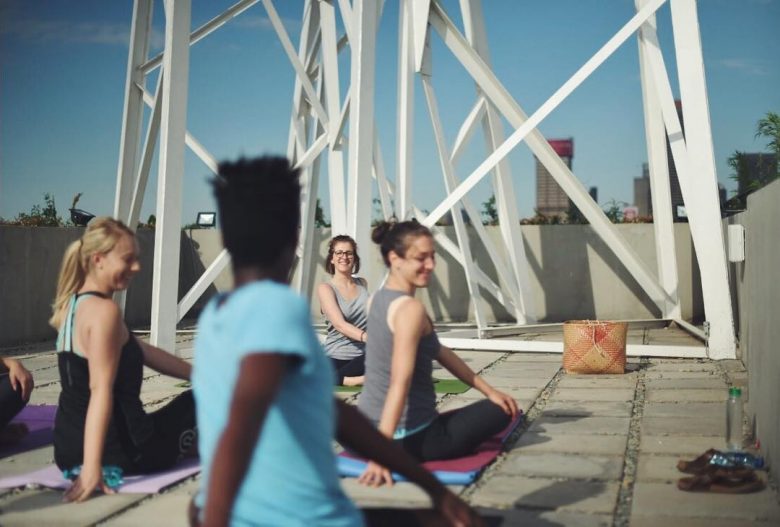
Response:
[54,292,154,471]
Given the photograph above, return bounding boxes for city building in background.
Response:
[536,138,574,218]
[667,100,686,220]
[633,162,652,217]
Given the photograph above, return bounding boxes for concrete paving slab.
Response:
[0,489,147,526]
[646,388,727,403]
[639,435,723,456]
[511,433,627,456]
[635,454,690,482]
[500,452,624,480]
[719,360,746,372]
[644,370,723,380]
[645,377,727,389]
[528,416,630,436]
[477,375,555,389]
[0,446,55,478]
[475,507,613,527]
[542,401,633,418]
[643,402,723,418]
[645,361,719,372]
[556,375,637,388]
[470,475,620,514]
[27,385,61,405]
[455,387,542,402]
[103,493,192,527]
[502,353,562,363]
[340,479,449,507]
[552,388,635,402]
[632,480,780,522]
[641,415,724,437]
[631,517,777,527]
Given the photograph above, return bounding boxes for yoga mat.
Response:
[0,404,57,459]
[337,412,523,485]
[335,378,470,395]
[0,458,200,493]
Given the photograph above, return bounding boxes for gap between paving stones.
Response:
[459,362,566,503]
[612,358,647,527]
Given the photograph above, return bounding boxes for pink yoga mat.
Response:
[0,458,200,493]
[0,404,57,459]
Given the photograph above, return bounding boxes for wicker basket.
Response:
[563,320,628,374]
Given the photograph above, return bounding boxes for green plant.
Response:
[314,198,330,228]
[8,193,64,226]
[481,195,499,225]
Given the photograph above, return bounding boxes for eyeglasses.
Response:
[334,250,354,259]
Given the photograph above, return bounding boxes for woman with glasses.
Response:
[357,220,519,487]
[317,235,368,386]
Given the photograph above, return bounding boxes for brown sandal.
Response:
[678,467,765,494]
[677,448,720,474]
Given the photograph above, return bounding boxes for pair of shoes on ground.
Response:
[677,449,765,493]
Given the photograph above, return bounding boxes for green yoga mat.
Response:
[335,378,470,394]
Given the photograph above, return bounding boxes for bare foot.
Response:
[0,422,29,446]
[342,375,365,387]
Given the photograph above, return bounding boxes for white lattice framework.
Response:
[114,0,736,359]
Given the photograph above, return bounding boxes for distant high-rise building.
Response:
[634,162,652,217]
[536,139,573,218]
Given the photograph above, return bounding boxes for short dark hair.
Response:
[212,156,300,268]
[371,219,432,266]
[325,235,361,275]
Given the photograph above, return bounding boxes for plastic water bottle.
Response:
[726,387,743,451]
[710,451,765,469]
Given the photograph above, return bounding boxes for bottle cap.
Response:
[729,387,742,397]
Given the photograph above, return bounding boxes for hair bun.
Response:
[371,220,395,245]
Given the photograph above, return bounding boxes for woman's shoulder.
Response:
[354,276,368,288]
[76,294,122,324]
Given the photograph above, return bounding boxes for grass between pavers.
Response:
[334,378,470,394]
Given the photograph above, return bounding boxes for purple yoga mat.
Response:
[0,458,200,493]
[0,404,57,459]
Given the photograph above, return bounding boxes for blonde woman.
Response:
[50,218,196,503]
[317,235,368,386]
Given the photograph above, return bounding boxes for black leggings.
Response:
[130,390,197,473]
[330,356,365,385]
[397,399,511,462]
[0,374,27,430]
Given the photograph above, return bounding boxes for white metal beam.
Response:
[669,0,736,359]
[396,0,415,220]
[150,0,192,352]
[636,0,681,318]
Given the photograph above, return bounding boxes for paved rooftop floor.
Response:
[1,333,778,526]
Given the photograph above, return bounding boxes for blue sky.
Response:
[1,0,778,224]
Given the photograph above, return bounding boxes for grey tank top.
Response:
[358,288,440,433]
[323,278,368,360]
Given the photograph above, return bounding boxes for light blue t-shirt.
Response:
[192,280,363,527]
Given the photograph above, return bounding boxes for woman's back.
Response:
[193,280,361,526]
[358,288,439,434]
[54,292,152,471]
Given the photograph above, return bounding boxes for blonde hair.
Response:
[49,217,135,329]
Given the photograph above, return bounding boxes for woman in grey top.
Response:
[318,235,369,386]
[358,220,519,487]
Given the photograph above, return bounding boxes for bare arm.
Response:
[64,303,123,503]
[201,354,289,527]
[437,346,518,419]
[317,283,366,343]
[138,340,192,381]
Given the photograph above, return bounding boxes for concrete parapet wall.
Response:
[1,223,702,347]
[727,178,780,471]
